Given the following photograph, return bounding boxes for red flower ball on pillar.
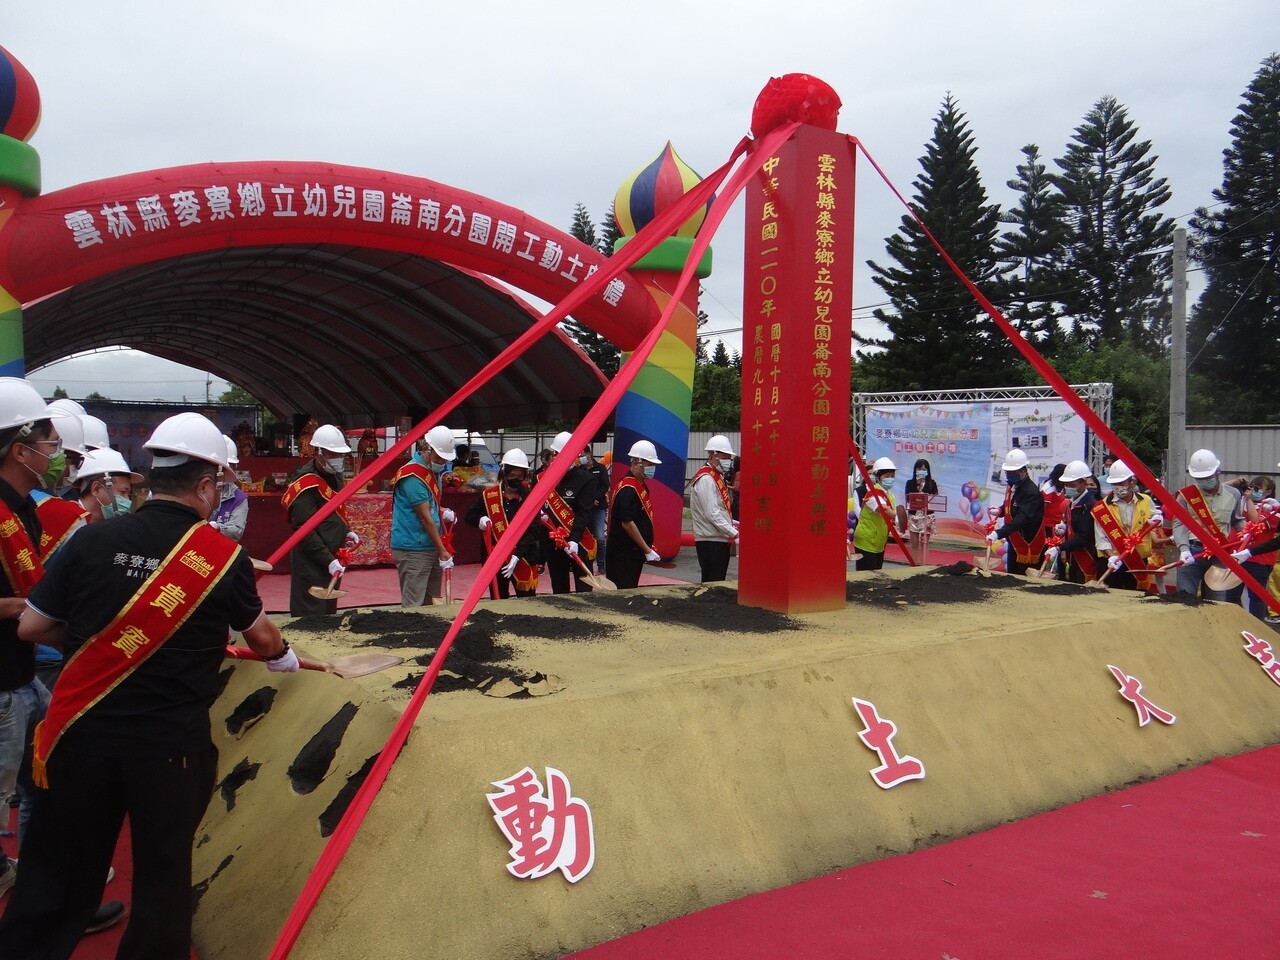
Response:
[750,73,842,139]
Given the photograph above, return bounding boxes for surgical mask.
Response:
[1195,476,1219,492]
[324,456,346,474]
[41,452,66,491]
[1005,471,1020,485]
[1251,490,1266,503]
[578,454,590,467]
[504,478,524,491]
[1116,484,1135,502]
[642,466,656,480]
[716,458,731,473]
[915,470,927,481]
[113,493,132,516]
[431,460,448,475]
[880,476,895,489]
[218,481,236,499]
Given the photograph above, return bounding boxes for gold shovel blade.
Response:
[326,653,404,679]
[307,586,349,600]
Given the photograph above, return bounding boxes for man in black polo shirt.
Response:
[0,412,298,958]
[539,430,599,594]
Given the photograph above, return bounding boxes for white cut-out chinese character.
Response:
[204,186,234,221]
[135,196,170,233]
[492,220,516,253]
[487,766,594,883]
[442,204,465,237]
[170,190,201,227]
[65,211,104,248]
[271,185,297,217]
[602,278,625,306]
[362,189,385,222]
[237,182,266,217]
[468,213,492,245]
[332,185,356,219]
[302,183,327,217]
[100,202,135,240]
[560,254,585,282]
[539,241,564,272]
[516,231,540,261]
[390,192,413,226]
[417,199,440,230]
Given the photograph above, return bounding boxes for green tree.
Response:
[597,202,623,256]
[997,144,1069,346]
[690,363,740,431]
[563,202,620,376]
[861,94,1020,390]
[710,339,731,367]
[84,391,110,402]
[219,383,277,429]
[1187,53,1280,423]
[1053,97,1173,351]
[51,385,68,399]
[1019,331,1170,470]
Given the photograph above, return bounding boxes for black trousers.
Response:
[855,550,885,571]
[547,550,592,594]
[606,548,645,590]
[0,743,218,960]
[696,541,731,583]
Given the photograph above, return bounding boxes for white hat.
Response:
[144,413,230,470]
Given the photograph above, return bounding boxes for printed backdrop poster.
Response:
[865,398,1086,547]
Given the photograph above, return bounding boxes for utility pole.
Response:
[205,372,212,404]
[1166,227,1187,486]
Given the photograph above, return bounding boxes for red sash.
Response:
[482,484,509,536]
[1002,486,1045,565]
[281,472,348,523]
[693,465,732,513]
[0,499,43,597]
[36,497,89,559]
[32,522,240,786]
[1091,500,1159,590]
[611,476,654,522]
[392,461,441,504]
[1179,484,1228,545]
[546,489,597,559]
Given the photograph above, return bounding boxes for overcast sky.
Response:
[9,2,1278,402]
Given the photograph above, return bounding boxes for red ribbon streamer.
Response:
[854,138,1280,618]
[267,122,802,959]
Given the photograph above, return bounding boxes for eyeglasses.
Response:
[25,438,63,455]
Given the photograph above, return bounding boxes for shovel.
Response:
[250,558,273,572]
[308,573,347,601]
[223,645,403,679]
[569,547,617,591]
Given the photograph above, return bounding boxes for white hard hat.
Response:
[706,435,735,456]
[0,377,52,432]
[424,425,456,459]
[47,398,86,418]
[1001,448,1029,471]
[501,449,530,469]
[1106,460,1136,485]
[1188,449,1221,479]
[311,424,351,454]
[80,414,110,451]
[77,447,143,485]
[144,412,230,470]
[549,430,574,454]
[872,456,896,474]
[1060,460,1092,483]
[48,405,87,456]
[222,435,239,466]
[627,439,662,464]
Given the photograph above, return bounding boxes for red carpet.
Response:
[569,746,1280,960]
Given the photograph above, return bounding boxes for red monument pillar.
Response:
[738,112,855,614]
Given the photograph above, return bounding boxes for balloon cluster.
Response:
[956,479,988,521]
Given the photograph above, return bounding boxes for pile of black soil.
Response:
[338,608,617,654]
[1139,591,1209,607]
[845,568,1100,609]
[544,585,804,634]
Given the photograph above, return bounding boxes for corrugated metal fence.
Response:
[1185,426,1280,479]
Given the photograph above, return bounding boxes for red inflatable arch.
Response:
[0,161,662,426]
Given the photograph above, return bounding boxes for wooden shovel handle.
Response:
[223,645,332,673]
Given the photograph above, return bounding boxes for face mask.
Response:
[577,454,590,467]
[1251,490,1266,503]
[716,458,731,473]
[325,457,346,474]
[431,460,448,475]
[1005,471,1020,486]
[880,476,895,490]
[1195,476,1218,492]
[218,481,235,498]
[114,493,132,516]
[642,466,656,480]
[41,452,67,490]
[1117,484,1135,502]
[504,478,524,491]
[915,470,927,481]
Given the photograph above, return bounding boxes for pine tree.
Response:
[1052,97,1173,351]
[563,203,620,376]
[997,144,1068,345]
[598,202,623,256]
[710,339,731,367]
[1187,53,1280,422]
[861,94,1018,390]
